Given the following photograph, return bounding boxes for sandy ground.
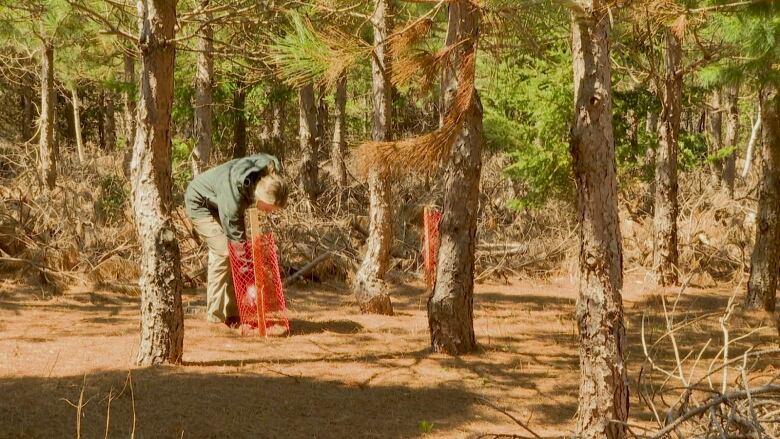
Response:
[0,272,777,439]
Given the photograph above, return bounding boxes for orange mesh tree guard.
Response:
[423,206,442,290]
[228,208,289,336]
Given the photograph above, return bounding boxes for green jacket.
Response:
[184,153,281,241]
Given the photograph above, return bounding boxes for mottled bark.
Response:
[122,53,137,177]
[570,6,629,438]
[427,0,481,354]
[131,0,184,366]
[299,83,319,202]
[38,40,56,189]
[232,83,247,158]
[722,83,739,195]
[746,86,780,312]
[70,85,86,163]
[192,0,213,175]
[653,29,682,287]
[354,0,394,315]
[332,73,348,188]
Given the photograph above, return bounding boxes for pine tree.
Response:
[131,0,184,366]
[569,1,629,436]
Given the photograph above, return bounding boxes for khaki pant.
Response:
[191,216,239,323]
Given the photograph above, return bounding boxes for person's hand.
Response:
[256,200,282,213]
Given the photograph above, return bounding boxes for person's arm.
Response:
[215,179,246,241]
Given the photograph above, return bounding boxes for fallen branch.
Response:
[476,397,546,439]
[283,252,332,287]
[651,385,780,439]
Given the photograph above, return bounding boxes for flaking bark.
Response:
[569,5,629,438]
[192,0,213,175]
[354,0,394,315]
[653,29,682,286]
[131,0,184,366]
[746,85,780,313]
[427,0,482,354]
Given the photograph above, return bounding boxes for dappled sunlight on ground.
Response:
[0,273,776,438]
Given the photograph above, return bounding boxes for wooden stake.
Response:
[249,208,267,337]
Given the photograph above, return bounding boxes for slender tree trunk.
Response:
[98,93,106,150]
[707,89,723,183]
[746,86,780,312]
[653,29,682,287]
[354,0,394,315]
[71,85,86,163]
[105,91,117,150]
[643,109,658,213]
[271,94,285,160]
[38,40,56,189]
[232,83,247,158]
[131,0,184,366]
[570,5,629,438]
[122,53,137,177]
[722,83,739,195]
[332,73,348,188]
[316,84,329,159]
[427,0,482,354]
[299,83,319,202]
[743,104,762,179]
[21,88,33,141]
[192,0,213,175]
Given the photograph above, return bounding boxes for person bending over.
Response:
[184,153,288,327]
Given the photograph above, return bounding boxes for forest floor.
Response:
[0,273,777,438]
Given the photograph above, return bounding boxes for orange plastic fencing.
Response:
[228,232,289,336]
[423,207,442,290]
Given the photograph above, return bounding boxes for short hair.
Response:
[253,172,288,208]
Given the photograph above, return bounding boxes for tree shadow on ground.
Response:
[0,367,479,439]
[288,318,364,335]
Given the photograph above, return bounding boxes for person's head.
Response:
[252,161,288,212]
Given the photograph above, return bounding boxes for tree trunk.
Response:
[271,95,285,160]
[122,53,137,177]
[104,91,117,150]
[746,85,780,312]
[232,83,247,158]
[332,73,348,188]
[743,104,762,179]
[299,83,319,202]
[316,84,329,160]
[38,40,56,189]
[427,0,481,354]
[71,85,86,163]
[98,92,106,150]
[570,5,629,438]
[131,0,184,366]
[722,83,739,195]
[22,88,33,141]
[354,0,394,315]
[708,89,723,183]
[653,29,682,287]
[192,0,213,175]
